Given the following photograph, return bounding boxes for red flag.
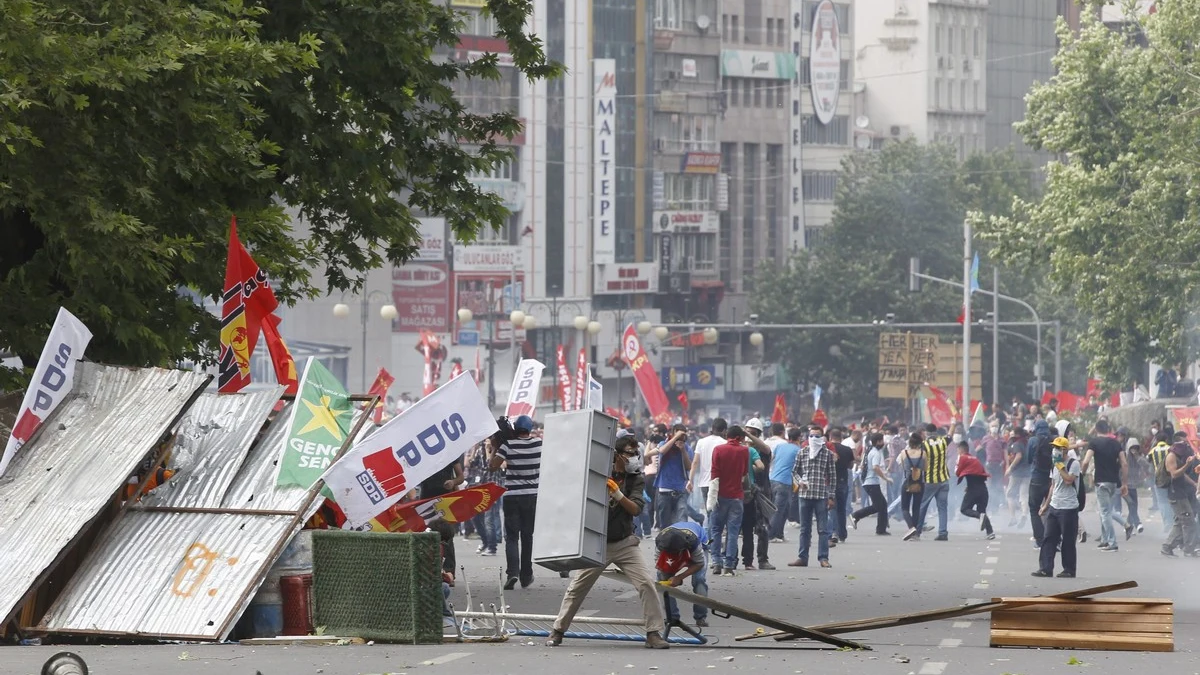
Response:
[366,483,506,533]
[260,314,298,395]
[771,394,787,424]
[621,324,673,424]
[555,345,572,410]
[811,409,829,428]
[605,406,632,427]
[416,331,437,396]
[218,216,279,393]
[678,391,690,412]
[366,368,395,425]
[449,360,464,381]
[926,386,954,428]
[574,348,588,410]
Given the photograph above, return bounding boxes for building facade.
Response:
[855,0,987,160]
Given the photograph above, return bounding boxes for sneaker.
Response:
[922,525,934,533]
[903,528,918,541]
[644,631,670,650]
[1030,570,1051,577]
[759,562,776,570]
[1100,544,1118,552]
[545,629,564,647]
[876,531,891,536]
[769,537,786,544]
[934,534,948,541]
[712,565,723,576]
[1137,524,1145,534]
[481,549,497,557]
[503,577,519,590]
[981,515,991,532]
[1162,546,1177,557]
[1057,571,1076,578]
[851,517,859,530]
[828,540,837,548]
[695,617,709,628]
[986,532,996,540]
[1125,524,1134,541]
[521,578,535,588]
[476,544,486,554]
[1097,541,1109,548]
[787,558,808,567]
[722,569,736,577]
[829,536,839,544]
[743,563,756,571]
[1080,530,1088,544]
[1185,550,1200,558]
[819,560,832,568]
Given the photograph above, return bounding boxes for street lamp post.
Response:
[333,291,398,391]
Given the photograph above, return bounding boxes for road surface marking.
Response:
[985,556,998,564]
[973,582,990,589]
[578,609,599,617]
[424,652,472,665]
[615,589,639,601]
[980,568,994,576]
[953,621,972,628]
[939,638,962,648]
[966,598,983,604]
[919,662,948,674]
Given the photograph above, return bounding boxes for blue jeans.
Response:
[798,497,830,562]
[707,498,744,568]
[918,481,949,537]
[658,564,708,622]
[827,482,849,540]
[768,481,793,539]
[637,487,655,536]
[472,503,502,551]
[656,490,688,529]
[1155,485,1175,533]
[1096,482,1128,545]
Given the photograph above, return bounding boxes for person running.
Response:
[917,424,951,541]
[654,521,710,628]
[492,415,541,590]
[708,425,750,576]
[1031,436,1081,578]
[900,433,927,540]
[1082,419,1129,552]
[955,440,994,539]
[546,432,669,649]
[850,432,892,535]
[1161,431,1199,557]
[788,425,837,569]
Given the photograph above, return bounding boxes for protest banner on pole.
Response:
[1,307,93,476]
[505,358,545,418]
[276,358,354,489]
[621,323,672,424]
[588,374,603,411]
[555,345,572,411]
[362,482,506,533]
[322,372,497,526]
[574,348,587,411]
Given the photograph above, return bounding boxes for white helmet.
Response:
[744,417,764,432]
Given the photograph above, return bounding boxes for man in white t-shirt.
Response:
[688,418,728,513]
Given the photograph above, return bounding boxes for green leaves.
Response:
[979,4,1200,386]
[0,0,557,389]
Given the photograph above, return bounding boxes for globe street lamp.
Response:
[333,291,398,391]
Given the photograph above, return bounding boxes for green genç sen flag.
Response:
[276,357,353,489]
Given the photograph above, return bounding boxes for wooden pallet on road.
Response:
[990,596,1173,652]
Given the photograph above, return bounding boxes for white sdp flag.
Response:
[505,358,545,418]
[1,307,93,476]
[587,374,603,411]
[322,372,498,526]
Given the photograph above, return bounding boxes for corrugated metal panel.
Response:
[39,511,294,639]
[0,363,210,623]
[142,389,283,508]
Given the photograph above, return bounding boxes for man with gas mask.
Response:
[546,430,670,649]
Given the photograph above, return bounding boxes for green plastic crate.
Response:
[312,529,442,643]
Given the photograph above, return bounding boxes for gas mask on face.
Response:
[952,433,964,444]
[1052,450,1063,464]
[623,449,643,474]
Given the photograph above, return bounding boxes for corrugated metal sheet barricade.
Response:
[312,529,443,644]
[0,364,211,628]
[532,409,617,572]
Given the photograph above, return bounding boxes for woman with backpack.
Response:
[900,433,928,541]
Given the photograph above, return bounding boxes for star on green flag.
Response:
[276,357,353,489]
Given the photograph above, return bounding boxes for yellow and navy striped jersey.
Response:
[923,435,950,484]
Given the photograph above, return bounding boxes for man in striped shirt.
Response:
[491,415,542,590]
[917,424,952,541]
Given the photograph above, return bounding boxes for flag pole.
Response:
[961,220,972,425]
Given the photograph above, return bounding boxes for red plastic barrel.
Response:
[280,573,314,636]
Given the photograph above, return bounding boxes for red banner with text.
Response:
[556,344,573,411]
[1171,407,1200,451]
[621,324,672,424]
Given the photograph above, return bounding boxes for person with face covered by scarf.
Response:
[788,426,837,568]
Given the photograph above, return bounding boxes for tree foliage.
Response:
[0,0,558,386]
[751,141,1076,413]
[977,3,1200,386]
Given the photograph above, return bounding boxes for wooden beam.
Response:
[735,580,1139,642]
[990,628,1173,652]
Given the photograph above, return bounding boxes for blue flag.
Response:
[969,252,981,293]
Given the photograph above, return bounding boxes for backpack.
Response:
[1155,454,1172,488]
[903,452,923,493]
[858,450,871,484]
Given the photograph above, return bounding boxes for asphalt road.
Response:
[6,506,1197,675]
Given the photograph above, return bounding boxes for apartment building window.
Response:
[960,81,966,110]
[801,171,838,202]
[720,142,737,285]
[655,113,718,152]
[778,17,786,46]
[973,28,980,57]
[800,115,849,145]
[679,233,717,270]
[936,25,942,53]
[765,18,774,45]
[741,143,758,291]
[722,13,728,37]
[467,155,516,181]
[655,0,683,30]
[663,173,714,210]
[742,78,751,107]
[462,10,499,37]
[960,28,967,55]
[753,80,762,107]
[804,226,825,249]
[802,1,850,34]
[728,78,739,107]
[731,15,739,42]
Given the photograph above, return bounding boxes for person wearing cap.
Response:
[491,415,542,590]
[654,521,710,628]
[737,417,775,570]
[1032,435,1081,577]
[546,432,670,649]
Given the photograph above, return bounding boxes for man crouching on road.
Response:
[655,521,710,629]
[546,431,670,649]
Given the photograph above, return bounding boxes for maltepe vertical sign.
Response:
[593,59,616,264]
